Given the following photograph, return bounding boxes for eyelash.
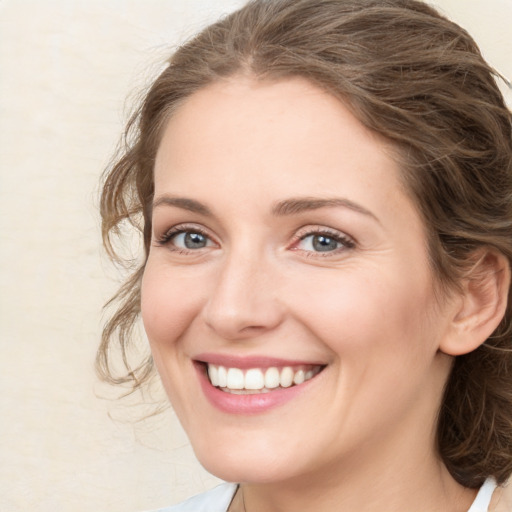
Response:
[155,224,214,253]
[154,224,355,257]
[291,227,355,257]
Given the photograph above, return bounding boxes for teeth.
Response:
[206,364,322,392]
[264,367,280,389]
[227,368,244,390]
[208,365,219,386]
[218,366,227,387]
[280,367,294,388]
[245,368,265,390]
[293,369,305,385]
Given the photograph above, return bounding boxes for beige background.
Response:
[0,1,510,511]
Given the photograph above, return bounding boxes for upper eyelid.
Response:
[293,225,355,242]
[157,222,213,238]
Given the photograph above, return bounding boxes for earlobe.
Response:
[440,249,510,356]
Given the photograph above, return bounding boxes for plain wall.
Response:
[0,1,510,511]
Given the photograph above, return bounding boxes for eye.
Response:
[299,234,340,252]
[292,228,355,255]
[155,225,216,252]
[172,231,211,249]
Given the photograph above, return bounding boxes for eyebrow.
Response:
[272,197,379,222]
[152,194,378,222]
[153,195,213,216]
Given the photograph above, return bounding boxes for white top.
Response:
[468,478,498,512]
[148,483,237,512]
[148,477,498,512]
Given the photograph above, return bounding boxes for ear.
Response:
[440,249,510,356]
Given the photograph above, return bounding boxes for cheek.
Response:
[289,266,437,361]
[140,260,205,350]
[291,268,444,427]
[140,260,211,415]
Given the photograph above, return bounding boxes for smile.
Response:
[207,364,324,394]
[195,355,327,414]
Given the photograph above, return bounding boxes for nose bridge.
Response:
[202,241,282,339]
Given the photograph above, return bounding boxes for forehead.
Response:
[153,76,415,223]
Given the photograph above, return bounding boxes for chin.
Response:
[199,455,290,484]
[191,433,301,484]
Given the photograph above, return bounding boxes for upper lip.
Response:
[194,353,327,369]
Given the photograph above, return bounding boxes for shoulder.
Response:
[493,481,512,512]
[144,483,238,512]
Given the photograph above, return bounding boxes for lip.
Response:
[195,352,325,369]
[193,356,326,415]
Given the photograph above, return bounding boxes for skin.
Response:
[141,77,481,511]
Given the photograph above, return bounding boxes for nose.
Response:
[202,250,285,341]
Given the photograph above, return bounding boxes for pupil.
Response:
[313,235,337,252]
[184,232,206,249]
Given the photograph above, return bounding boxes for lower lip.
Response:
[195,363,319,415]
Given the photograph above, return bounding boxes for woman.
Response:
[98,0,512,510]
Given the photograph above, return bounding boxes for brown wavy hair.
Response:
[98,0,512,488]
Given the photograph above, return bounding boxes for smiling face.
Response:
[141,77,457,485]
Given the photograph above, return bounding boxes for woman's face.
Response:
[141,77,456,484]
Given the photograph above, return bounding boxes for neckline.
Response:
[467,478,497,512]
[226,478,498,512]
